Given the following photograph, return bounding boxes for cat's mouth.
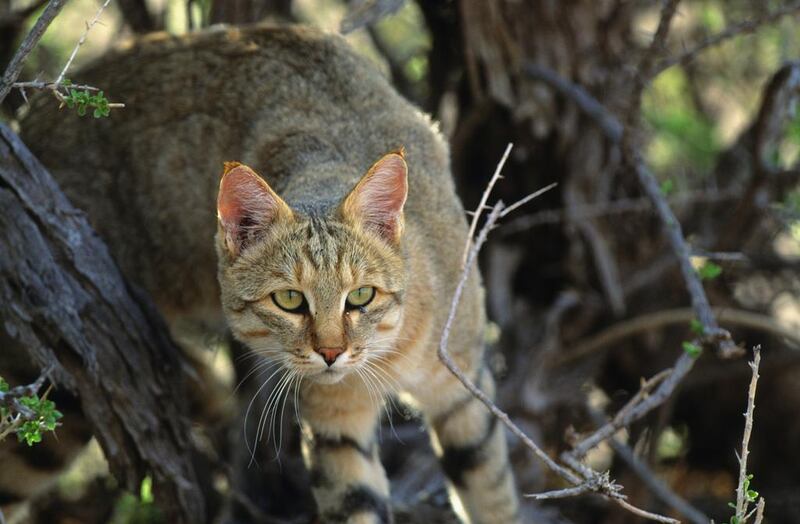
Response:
[312,367,348,385]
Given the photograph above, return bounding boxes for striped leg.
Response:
[301,383,391,524]
[423,366,520,524]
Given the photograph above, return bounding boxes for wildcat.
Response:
[12,24,520,524]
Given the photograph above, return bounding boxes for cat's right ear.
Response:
[217,162,292,257]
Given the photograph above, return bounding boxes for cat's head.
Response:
[216,152,408,385]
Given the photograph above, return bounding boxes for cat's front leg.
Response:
[301,381,391,524]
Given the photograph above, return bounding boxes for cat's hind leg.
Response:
[419,362,521,524]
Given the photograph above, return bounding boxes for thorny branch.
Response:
[2,0,124,112]
[734,347,763,523]
[587,409,710,524]
[54,0,113,86]
[438,146,679,523]
[624,0,681,134]
[0,0,68,105]
[436,2,786,520]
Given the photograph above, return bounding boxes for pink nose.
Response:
[316,347,344,366]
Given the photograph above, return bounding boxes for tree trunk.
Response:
[0,124,206,524]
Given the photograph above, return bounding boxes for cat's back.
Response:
[21,24,464,317]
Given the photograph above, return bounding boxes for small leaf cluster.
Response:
[62,86,112,118]
[697,261,723,280]
[16,395,62,445]
[0,375,63,446]
[682,341,702,358]
[727,474,760,524]
[689,318,705,336]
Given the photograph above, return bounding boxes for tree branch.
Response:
[438,147,678,523]
[735,347,762,522]
[654,2,800,76]
[0,0,68,105]
[0,124,204,523]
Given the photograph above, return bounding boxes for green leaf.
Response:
[697,261,722,280]
[690,319,705,335]
[17,420,43,446]
[77,104,87,117]
[0,376,8,393]
[660,179,675,196]
[140,475,154,504]
[747,489,759,502]
[93,108,103,118]
[682,341,702,358]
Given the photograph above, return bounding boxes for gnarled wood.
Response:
[0,124,205,523]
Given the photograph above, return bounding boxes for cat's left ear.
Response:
[340,150,408,244]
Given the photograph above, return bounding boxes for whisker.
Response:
[234,358,284,395]
[243,364,287,467]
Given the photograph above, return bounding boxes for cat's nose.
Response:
[316,347,344,366]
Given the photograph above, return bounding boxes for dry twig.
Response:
[587,409,710,524]
[654,2,800,76]
[439,147,679,523]
[501,187,742,235]
[734,347,763,523]
[54,0,113,86]
[4,0,124,112]
[0,0,68,105]
[550,307,800,368]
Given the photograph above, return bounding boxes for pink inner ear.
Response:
[349,153,408,241]
[217,165,283,256]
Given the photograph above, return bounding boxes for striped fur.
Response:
[18,24,522,523]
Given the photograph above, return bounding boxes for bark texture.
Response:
[0,124,205,523]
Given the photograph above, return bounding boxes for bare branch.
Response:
[525,61,739,357]
[525,484,593,500]
[550,307,800,369]
[0,0,68,105]
[439,149,678,523]
[500,187,742,235]
[588,409,710,524]
[499,182,558,218]
[735,347,762,521]
[524,64,622,141]
[54,0,113,86]
[462,142,512,265]
[0,367,51,410]
[753,498,765,524]
[654,3,800,76]
[5,0,124,113]
[443,206,579,486]
[340,0,406,34]
[616,498,681,524]
[626,0,682,130]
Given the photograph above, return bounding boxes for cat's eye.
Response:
[346,286,375,309]
[272,290,307,312]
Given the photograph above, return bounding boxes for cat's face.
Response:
[216,153,408,385]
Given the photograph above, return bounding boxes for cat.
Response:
[12,24,520,524]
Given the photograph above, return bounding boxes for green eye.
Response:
[272,290,306,312]
[346,286,375,308]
